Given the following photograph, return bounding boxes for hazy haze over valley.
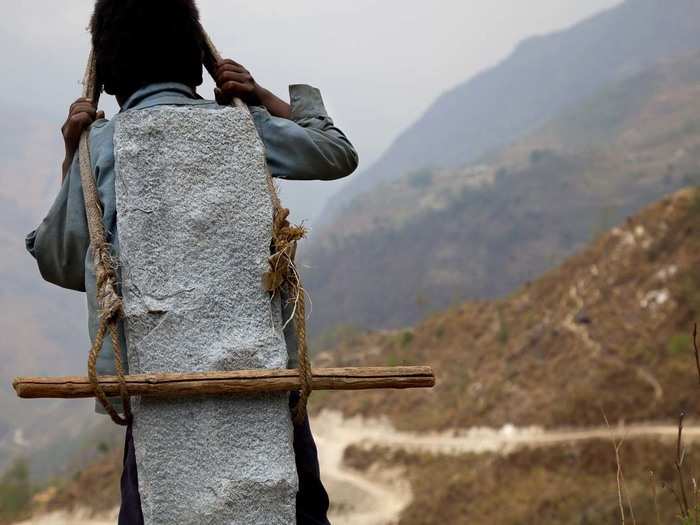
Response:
[0,0,689,493]
[3,1,700,523]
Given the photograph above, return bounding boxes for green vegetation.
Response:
[386,354,400,367]
[690,187,700,217]
[311,324,364,354]
[0,459,33,523]
[679,271,700,321]
[408,169,433,189]
[434,324,445,339]
[497,307,509,345]
[667,333,692,355]
[528,148,557,165]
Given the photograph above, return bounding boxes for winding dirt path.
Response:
[311,411,700,525]
[18,413,700,525]
[561,285,664,400]
[314,412,412,525]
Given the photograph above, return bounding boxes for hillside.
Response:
[19,188,700,524]
[319,0,700,220]
[314,188,700,430]
[0,106,105,479]
[302,51,700,335]
[345,438,697,525]
[325,0,700,217]
[307,187,700,524]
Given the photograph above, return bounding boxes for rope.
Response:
[78,29,314,426]
[202,29,314,423]
[79,50,131,426]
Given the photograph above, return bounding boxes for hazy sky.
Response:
[0,0,621,225]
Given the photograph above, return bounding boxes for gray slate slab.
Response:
[114,105,297,525]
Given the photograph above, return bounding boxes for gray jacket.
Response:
[26,82,357,411]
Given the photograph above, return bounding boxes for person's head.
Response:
[90,0,205,104]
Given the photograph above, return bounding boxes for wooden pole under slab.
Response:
[13,366,435,399]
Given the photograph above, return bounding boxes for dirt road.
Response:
[13,509,117,525]
[17,412,700,525]
[314,412,412,525]
[312,410,700,525]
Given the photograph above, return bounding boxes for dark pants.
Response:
[119,393,330,525]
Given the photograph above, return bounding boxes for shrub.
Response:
[0,458,32,522]
[497,307,509,345]
[668,333,692,355]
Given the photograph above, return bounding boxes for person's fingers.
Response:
[214,87,232,106]
[71,104,96,115]
[69,112,93,128]
[216,61,245,72]
[69,97,93,113]
[96,111,105,120]
[218,71,252,85]
[216,62,243,73]
[217,58,241,68]
[70,104,97,119]
[222,80,255,94]
[216,65,248,84]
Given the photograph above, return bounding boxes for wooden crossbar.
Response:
[13,366,435,399]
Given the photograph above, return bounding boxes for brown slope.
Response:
[345,439,695,525]
[18,191,700,523]
[313,187,700,431]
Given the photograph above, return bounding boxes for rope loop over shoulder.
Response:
[202,29,314,423]
[80,50,131,426]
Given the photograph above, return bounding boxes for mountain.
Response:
[0,104,105,479]
[302,50,700,336]
[306,187,700,524]
[319,0,700,222]
[19,188,700,524]
[316,187,700,430]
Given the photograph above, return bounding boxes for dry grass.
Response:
[343,439,692,525]
[314,189,700,432]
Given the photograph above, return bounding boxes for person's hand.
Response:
[214,59,292,119]
[61,98,104,176]
[214,59,263,106]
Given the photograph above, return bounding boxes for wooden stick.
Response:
[13,366,435,399]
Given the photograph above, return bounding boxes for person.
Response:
[25,1,359,523]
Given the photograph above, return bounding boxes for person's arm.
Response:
[26,155,90,291]
[26,99,100,290]
[214,59,359,181]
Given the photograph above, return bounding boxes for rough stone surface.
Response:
[114,106,297,525]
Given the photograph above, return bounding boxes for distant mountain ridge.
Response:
[318,0,700,224]
[302,49,700,335]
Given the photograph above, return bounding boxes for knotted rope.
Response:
[79,30,314,425]
[202,31,314,424]
[79,50,131,426]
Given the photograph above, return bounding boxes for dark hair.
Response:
[90,0,205,98]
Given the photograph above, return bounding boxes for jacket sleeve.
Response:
[251,85,359,181]
[25,155,89,292]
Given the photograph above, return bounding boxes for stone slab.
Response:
[114,105,297,524]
